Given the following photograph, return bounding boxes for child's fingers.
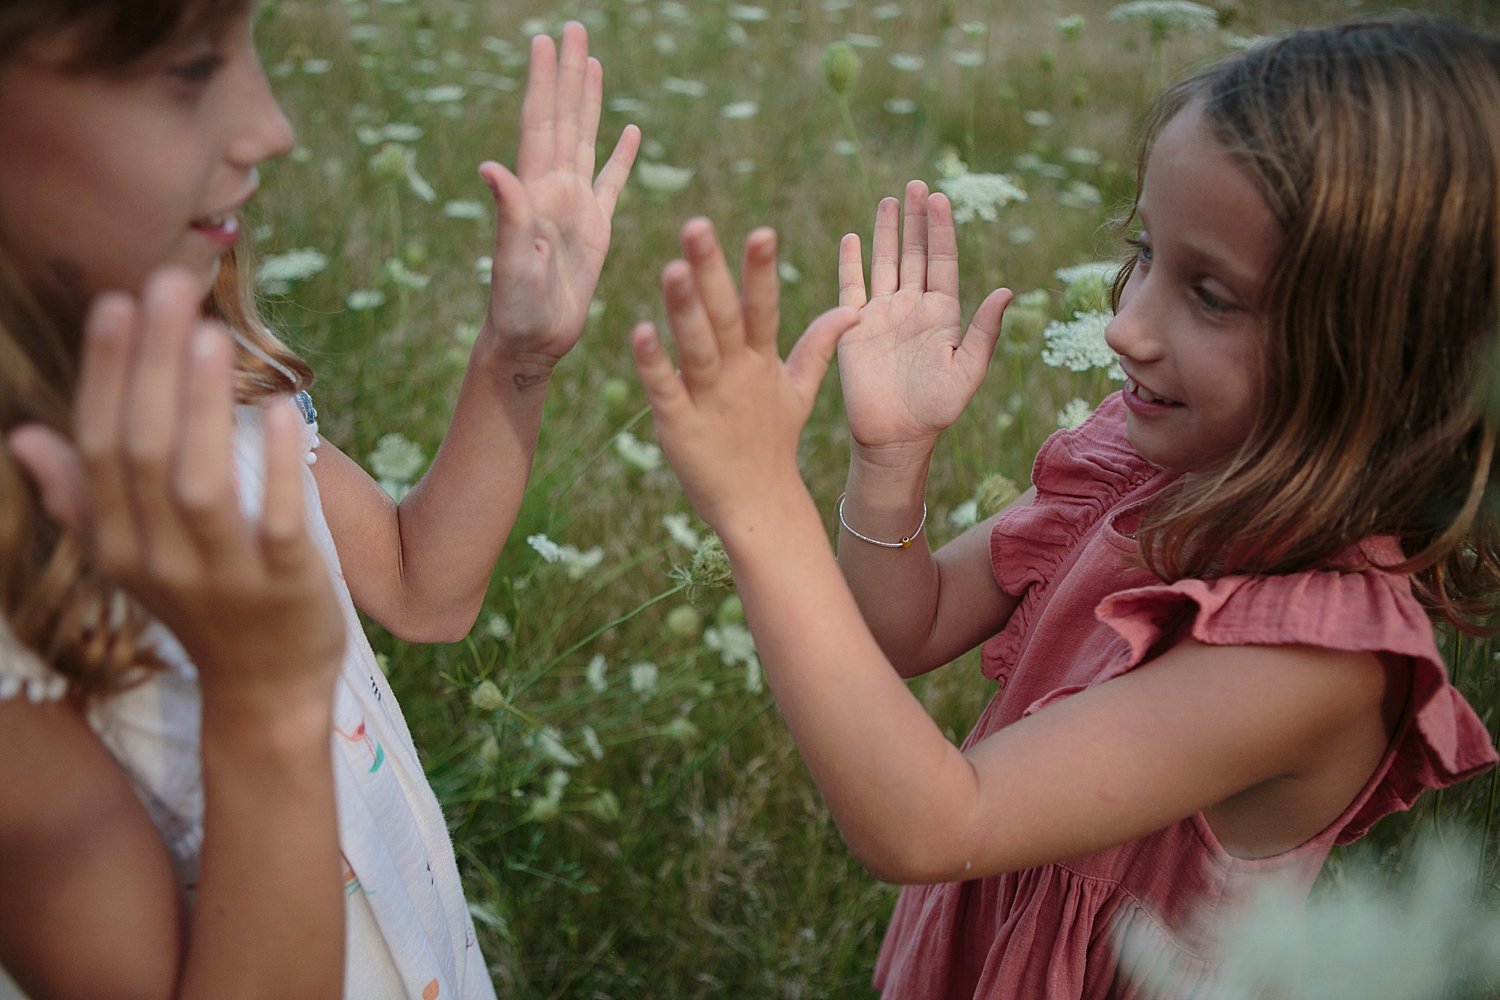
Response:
[838,234,868,310]
[679,218,746,353]
[516,33,558,180]
[660,260,721,384]
[5,424,90,537]
[869,196,901,297]
[257,401,312,575]
[630,322,691,419]
[73,294,137,560]
[592,124,640,219]
[172,324,247,559]
[479,162,537,273]
[956,287,1013,373]
[898,180,929,290]
[925,193,960,298]
[785,307,860,402]
[551,21,588,169]
[741,228,781,353]
[576,57,604,179]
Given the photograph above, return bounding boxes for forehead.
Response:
[1140,103,1282,293]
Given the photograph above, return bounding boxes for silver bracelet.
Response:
[837,493,927,549]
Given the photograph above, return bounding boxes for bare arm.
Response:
[316,21,639,643]
[634,221,1394,885]
[832,182,1017,673]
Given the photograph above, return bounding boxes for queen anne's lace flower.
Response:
[1041,311,1125,380]
[1106,1,1218,40]
[936,171,1027,224]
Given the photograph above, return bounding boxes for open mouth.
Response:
[1126,377,1182,406]
[191,212,239,233]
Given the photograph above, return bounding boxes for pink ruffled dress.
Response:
[872,392,1497,999]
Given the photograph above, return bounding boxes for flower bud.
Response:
[822,41,860,97]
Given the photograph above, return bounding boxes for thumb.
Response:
[477,160,533,252]
[785,306,860,402]
[6,424,91,537]
[956,287,1013,376]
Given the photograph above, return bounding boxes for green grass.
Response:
[254,0,1500,994]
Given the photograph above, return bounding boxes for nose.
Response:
[1103,265,1162,364]
[227,60,295,169]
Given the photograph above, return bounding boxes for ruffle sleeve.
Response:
[1089,551,1498,843]
[989,392,1159,598]
[0,616,68,703]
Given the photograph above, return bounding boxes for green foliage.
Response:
[254,0,1500,993]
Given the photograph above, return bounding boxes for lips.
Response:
[191,212,239,233]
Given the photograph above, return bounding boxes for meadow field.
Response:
[254,0,1500,994]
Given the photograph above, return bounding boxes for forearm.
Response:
[721,486,987,882]
[380,343,555,638]
[836,449,947,675]
[184,690,343,1000]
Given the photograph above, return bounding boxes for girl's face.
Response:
[1106,103,1281,474]
[0,6,291,301]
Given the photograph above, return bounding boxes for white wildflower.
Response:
[661,76,708,97]
[482,613,512,642]
[872,3,903,19]
[1041,311,1124,379]
[778,261,801,283]
[662,513,701,550]
[368,432,426,482]
[531,725,582,768]
[527,533,564,563]
[302,58,331,75]
[256,248,328,293]
[1057,397,1095,429]
[1008,226,1037,246]
[580,725,604,760]
[948,499,979,530]
[846,32,882,48]
[720,101,760,120]
[557,546,604,581]
[728,4,769,21]
[949,50,985,68]
[936,171,1028,224]
[1106,1,1218,39]
[704,623,759,672]
[1064,146,1103,166]
[1057,179,1103,209]
[471,679,506,711]
[614,430,663,471]
[586,653,608,693]
[889,53,925,72]
[1055,261,1119,286]
[421,84,466,103]
[608,96,647,114]
[885,97,917,115]
[628,661,660,696]
[443,199,487,220]
[635,161,695,195]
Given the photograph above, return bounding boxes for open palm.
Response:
[837,182,1010,461]
[480,22,639,361]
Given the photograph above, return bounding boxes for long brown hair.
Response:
[0,0,313,697]
[1114,16,1500,632]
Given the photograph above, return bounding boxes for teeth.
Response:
[1130,378,1177,405]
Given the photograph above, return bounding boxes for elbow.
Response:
[844,829,975,886]
[377,601,484,645]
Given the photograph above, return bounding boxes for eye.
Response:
[168,52,226,84]
[1124,235,1153,266]
[1194,284,1237,315]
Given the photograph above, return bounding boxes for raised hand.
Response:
[836,180,1011,466]
[632,219,857,534]
[6,270,344,707]
[478,20,640,366]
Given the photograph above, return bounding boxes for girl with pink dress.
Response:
[632,15,1499,997]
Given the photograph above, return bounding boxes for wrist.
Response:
[469,333,561,392]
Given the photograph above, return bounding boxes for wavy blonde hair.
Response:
[1114,16,1500,632]
[1,0,313,697]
